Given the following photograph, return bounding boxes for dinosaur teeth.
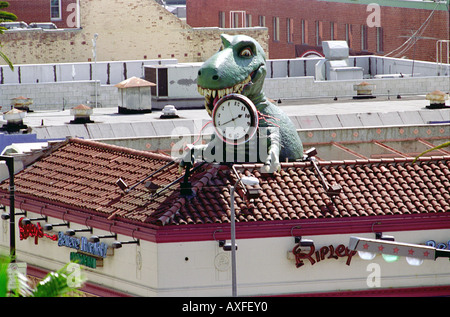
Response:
[197,74,252,100]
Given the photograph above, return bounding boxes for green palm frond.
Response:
[0,49,13,70]
[31,263,86,297]
[1,254,86,297]
[413,141,450,163]
[0,255,9,297]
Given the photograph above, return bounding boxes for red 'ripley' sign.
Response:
[292,243,357,268]
[18,217,58,245]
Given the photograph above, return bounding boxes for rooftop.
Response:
[0,138,448,236]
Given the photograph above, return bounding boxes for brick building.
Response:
[186,0,450,62]
[0,0,267,64]
[6,0,77,28]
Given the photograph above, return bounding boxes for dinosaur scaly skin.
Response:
[187,34,303,171]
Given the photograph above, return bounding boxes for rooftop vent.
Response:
[353,81,376,99]
[11,96,33,112]
[426,90,449,109]
[1,108,28,133]
[115,77,156,114]
[70,104,94,124]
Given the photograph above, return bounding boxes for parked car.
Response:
[0,21,29,29]
[29,22,58,29]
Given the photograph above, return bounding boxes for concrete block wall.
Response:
[0,81,118,111]
[0,59,177,85]
[264,76,450,100]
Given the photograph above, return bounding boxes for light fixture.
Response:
[304,147,318,159]
[65,228,92,236]
[111,239,140,249]
[116,178,128,192]
[375,232,395,242]
[291,226,314,246]
[406,257,423,266]
[218,240,237,251]
[349,236,440,260]
[21,216,47,225]
[89,234,117,243]
[1,209,27,220]
[43,212,69,231]
[43,222,70,231]
[355,224,398,261]
[382,253,400,263]
[376,232,399,262]
[295,237,314,246]
[358,251,377,260]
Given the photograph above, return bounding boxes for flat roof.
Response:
[18,94,449,128]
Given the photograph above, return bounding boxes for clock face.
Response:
[212,94,258,145]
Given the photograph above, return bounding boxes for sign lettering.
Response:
[18,217,57,245]
[292,243,357,268]
[426,240,450,250]
[58,232,108,258]
[70,252,101,269]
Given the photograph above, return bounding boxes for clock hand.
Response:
[220,114,243,125]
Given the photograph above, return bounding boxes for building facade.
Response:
[6,0,77,28]
[186,0,450,62]
[0,0,268,64]
[0,138,449,296]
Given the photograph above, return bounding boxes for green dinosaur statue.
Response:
[182,34,303,172]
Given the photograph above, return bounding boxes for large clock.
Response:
[212,94,259,145]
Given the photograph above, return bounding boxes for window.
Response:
[50,0,61,20]
[219,11,225,28]
[330,22,337,40]
[232,12,240,28]
[246,14,252,28]
[259,15,266,27]
[287,18,294,43]
[315,21,323,46]
[345,24,353,48]
[301,20,308,44]
[376,27,384,53]
[361,25,368,51]
[230,11,245,28]
[273,17,280,41]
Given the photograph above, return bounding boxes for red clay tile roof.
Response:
[0,138,449,228]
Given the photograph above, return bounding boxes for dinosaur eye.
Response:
[240,47,253,57]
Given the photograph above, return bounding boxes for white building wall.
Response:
[155,229,450,296]
[1,209,449,296]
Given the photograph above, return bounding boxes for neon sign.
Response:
[426,240,450,250]
[292,243,357,268]
[18,217,57,245]
[57,232,108,258]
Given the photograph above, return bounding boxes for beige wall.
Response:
[2,209,449,296]
[0,0,268,65]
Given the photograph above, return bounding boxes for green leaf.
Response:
[31,262,85,297]
[413,141,450,163]
[0,49,13,71]
[0,254,10,297]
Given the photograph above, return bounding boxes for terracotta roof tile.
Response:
[0,138,449,227]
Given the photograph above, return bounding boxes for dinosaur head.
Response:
[197,34,267,116]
